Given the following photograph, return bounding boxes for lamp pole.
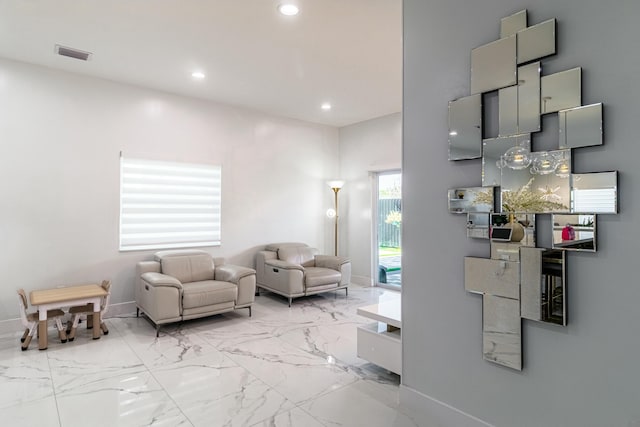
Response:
[327,180,345,256]
[332,186,340,256]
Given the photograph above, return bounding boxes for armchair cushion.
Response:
[278,246,317,266]
[305,267,342,288]
[160,254,214,283]
[182,280,237,309]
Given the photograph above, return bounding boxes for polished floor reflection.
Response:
[0,284,420,427]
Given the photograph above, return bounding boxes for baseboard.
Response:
[0,301,137,336]
[351,275,373,286]
[399,385,494,427]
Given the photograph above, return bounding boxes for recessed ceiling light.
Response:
[191,71,205,79]
[278,4,299,16]
[321,103,332,111]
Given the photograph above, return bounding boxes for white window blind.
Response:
[572,188,616,213]
[119,157,221,251]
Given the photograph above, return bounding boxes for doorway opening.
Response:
[374,171,401,288]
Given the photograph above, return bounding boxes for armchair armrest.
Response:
[141,272,183,290]
[215,264,256,284]
[315,255,350,271]
[265,259,305,271]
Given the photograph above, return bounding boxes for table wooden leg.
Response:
[38,320,48,350]
[92,311,101,340]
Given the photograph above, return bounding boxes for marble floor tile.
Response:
[0,346,54,408]
[56,370,192,427]
[48,336,146,393]
[153,353,294,427]
[301,381,420,427]
[222,335,359,404]
[1,396,61,427]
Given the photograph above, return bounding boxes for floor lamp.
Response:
[327,180,345,256]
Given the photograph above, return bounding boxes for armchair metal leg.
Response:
[288,297,292,307]
[156,324,161,338]
[248,306,252,317]
[345,288,348,297]
[136,307,139,317]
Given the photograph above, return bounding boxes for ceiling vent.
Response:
[55,44,92,61]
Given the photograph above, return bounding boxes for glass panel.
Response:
[552,214,596,252]
[377,172,402,287]
[541,68,582,114]
[559,103,603,149]
[517,18,556,64]
[471,35,517,95]
[467,212,490,239]
[448,94,482,160]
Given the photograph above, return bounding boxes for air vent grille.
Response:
[55,44,92,61]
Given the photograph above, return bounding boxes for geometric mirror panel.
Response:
[517,62,541,133]
[448,186,496,213]
[541,68,582,114]
[520,248,567,326]
[471,35,517,95]
[552,214,596,252]
[483,294,522,370]
[499,86,518,137]
[571,171,618,213]
[482,134,530,186]
[449,94,483,160]
[517,18,556,64]
[559,103,603,149]
[500,149,572,214]
[501,10,527,38]
[447,9,617,370]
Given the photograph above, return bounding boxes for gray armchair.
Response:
[256,243,351,306]
[136,249,256,336]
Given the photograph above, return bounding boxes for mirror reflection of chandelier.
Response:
[500,145,569,178]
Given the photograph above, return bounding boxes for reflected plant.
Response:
[474,178,568,212]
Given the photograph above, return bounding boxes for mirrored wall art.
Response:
[520,247,566,326]
[517,18,556,64]
[501,10,527,38]
[448,186,496,213]
[541,67,582,114]
[571,171,618,213]
[471,35,517,95]
[552,214,596,251]
[448,94,483,160]
[447,9,617,371]
[559,103,603,149]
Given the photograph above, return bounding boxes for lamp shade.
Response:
[327,180,345,189]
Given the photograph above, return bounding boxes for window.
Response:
[119,157,221,251]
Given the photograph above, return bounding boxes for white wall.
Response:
[402,1,640,426]
[0,58,339,320]
[338,113,402,283]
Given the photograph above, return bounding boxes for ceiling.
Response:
[0,0,402,127]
